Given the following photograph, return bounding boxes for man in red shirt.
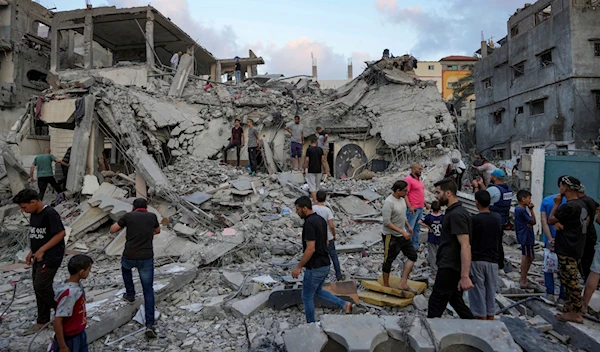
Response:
[404,163,430,251]
[223,119,244,166]
[52,254,93,352]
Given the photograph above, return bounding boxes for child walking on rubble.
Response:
[52,254,93,352]
[419,200,443,280]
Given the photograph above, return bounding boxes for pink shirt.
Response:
[404,174,425,208]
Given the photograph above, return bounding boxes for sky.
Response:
[38,0,528,79]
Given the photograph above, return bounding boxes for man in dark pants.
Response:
[13,189,66,336]
[292,196,352,323]
[578,186,599,280]
[223,119,244,166]
[246,119,261,176]
[59,147,72,190]
[110,198,161,338]
[30,148,69,200]
[427,178,475,319]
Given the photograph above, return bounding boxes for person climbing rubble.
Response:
[246,119,261,176]
[303,137,323,203]
[170,51,182,71]
[445,157,466,191]
[13,189,66,336]
[109,198,161,338]
[471,156,496,192]
[381,180,417,291]
[316,126,331,181]
[285,115,304,171]
[30,148,70,202]
[404,163,429,251]
[427,178,475,319]
[291,196,353,323]
[312,190,343,281]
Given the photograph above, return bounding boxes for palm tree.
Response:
[450,71,474,111]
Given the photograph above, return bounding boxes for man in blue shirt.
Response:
[514,190,536,289]
[540,177,567,302]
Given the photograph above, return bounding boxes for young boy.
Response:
[515,190,537,289]
[419,201,443,279]
[12,189,66,336]
[540,182,567,303]
[312,190,343,281]
[52,254,93,352]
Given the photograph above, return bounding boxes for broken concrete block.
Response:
[283,323,329,352]
[230,178,252,191]
[223,271,245,289]
[173,223,196,237]
[320,314,389,352]
[500,316,565,352]
[231,290,271,317]
[82,174,100,195]
[69,206,110,238]
[183,191,212,205]
[202,294,228,320]
[412,294,428,310]
[74,77,96,89]
[428,318,522,352]
[93,182,127,198]
[88,194,133,220]
[337,195,377,216]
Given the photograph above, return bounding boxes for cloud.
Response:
[375,0,526,60]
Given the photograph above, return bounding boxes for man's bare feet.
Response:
[555,312,584,324]
[344,302,352,314]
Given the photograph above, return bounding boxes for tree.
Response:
[450,71,474,111]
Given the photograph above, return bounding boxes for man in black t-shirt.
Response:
[549,176,587,324]
[303,137,324,203]
[427,178,475,319]
[110,198,161,338]
[13,189,66,336]
[223,119,244,166]
[292,196,351,323]
[577,188,599,280]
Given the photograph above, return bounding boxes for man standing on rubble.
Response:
[222,119,244,167]
[292,196,353,323]
[427,178,475,319]
[285,115,304,171]
[170,51,182,71]
[247,119,261,176]
[30,148,70,201]
[476,169,512,228]
[110,198,161,338]
[316,127,331,181]
[235,57,242,85]
[313,190,343,281]
[577,186,599,280]
[303,137,324,203]
[381,180,417,291]
[404,163,429,251]
[471,157,496,192]
[13,189,66,336]
[548,176,588,324]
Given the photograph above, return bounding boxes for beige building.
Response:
[415,61,442,93]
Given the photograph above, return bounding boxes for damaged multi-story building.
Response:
[0,0,53,153]
[474,0,600,159]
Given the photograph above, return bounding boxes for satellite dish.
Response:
[335,144,368,179]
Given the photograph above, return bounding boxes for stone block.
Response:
[320,314,388,352]
[88,194,133,220]
[173,223,196,236]
[93,182,127,198]
[81,174,100,195]
[231,290,271,317]
[427,318,522,352]
[223,271,245,288]
[284,323,329,352]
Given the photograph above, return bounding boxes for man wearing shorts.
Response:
[285,115,304,171]
[381,180,416,291]
[303,138,323,203]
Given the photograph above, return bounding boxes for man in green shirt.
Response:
[30,148,70,200]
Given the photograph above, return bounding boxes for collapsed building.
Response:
[5,2,599,352]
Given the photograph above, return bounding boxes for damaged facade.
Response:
[475,0,600,157]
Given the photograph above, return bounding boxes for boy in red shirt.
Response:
[52,254,93,352]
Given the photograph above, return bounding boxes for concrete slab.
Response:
[320,314,389,352]
[427,318,522,352]
[69,206,110,238]
[81,174,100,195]
[85,263,198,343]
[500,316,565,352]
[337,195,377,216]
[284,323,329,352]
[173,223,196,237]
[335,244,364,253]
[223,271,245,288]
[200,232,245,264]
[93,182,127,198]
[183,191,212,205]
[66,95,94,193]
[354,189,381,202]
[231,290,271,317]
[168,53,193,97]
[230,178,252,191]
[528,300,600,351]
[88,194,133,220]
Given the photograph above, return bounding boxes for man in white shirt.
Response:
[445,157,466,191]
[170,51,182,71]
[312,190,343,281]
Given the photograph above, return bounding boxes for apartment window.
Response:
[511,24,519,37]
[595,42,600,57]
[516,106,524,114]
[540,51,553,67]
[596,91,600,109]
[535,5,552,25]
[447,65,458,70]
[483,78,492,90]
[513,62,525,78]
[428,65,435,70]
[530,99,545,115]
[492,149,506,160]
[493,110,504,125]
[31,120,49,138]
